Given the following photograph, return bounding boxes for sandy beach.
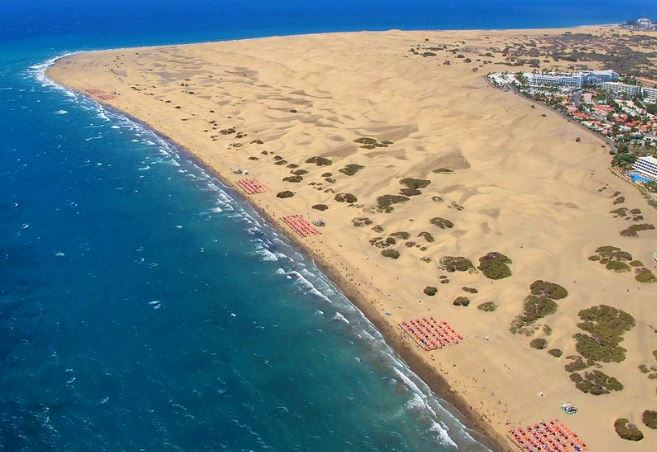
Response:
[48,26,657,450]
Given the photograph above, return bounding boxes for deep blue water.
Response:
[2,1,657,450]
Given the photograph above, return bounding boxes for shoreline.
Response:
[57,85,507,451]
[45,27,657,451]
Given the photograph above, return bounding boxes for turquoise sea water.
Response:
[2,1,656,450]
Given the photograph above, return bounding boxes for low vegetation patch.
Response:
[430,217,454,229]
[530,280,568,300]
[462,287,478,294]
[424,286,437,296]
[570,370,623,395]
[477,302,497,312]
[417,231,434,242]
[590,246,655,282]
[510,296,557,334]
[400,178,431,190]
[353,137,393,149]
[305,156,333,166]
[530,338,547,350]
[376,195,409,212]
[283,175,303,183]
[643,410,657,429]
[453,296,470,307]
[351,217,372,227]
[335,193,357,203]
[548,348,563,357]
[290,169,308,176]
[565,355,589,372]
[614,418,643,441]
[312,204,328,211]
[369,237,396,249]
[339,164,364,176]
[276,191,294,198]
[440,256,474,272]
[399,188,422,196]
[574,305,635,363]
[381,249,400,259]
[390,231,410,240]
[432,168,454,174]
[635,268,657,283]
[477,252,512,280]
[620,224,655,237]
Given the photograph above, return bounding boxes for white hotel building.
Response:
[601,82,657,103]
[633,156,657,182]
[524,70,619,88]
[600,82,642,97]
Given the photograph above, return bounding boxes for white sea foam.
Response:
[54,109,68,115]
[332,312,349,324]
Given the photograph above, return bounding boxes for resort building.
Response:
[643,87,657,104]
[633,155,657,182]
[600,82,657,103]
[600,82,642,98]
[524,70,618,88]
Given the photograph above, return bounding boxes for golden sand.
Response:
[48,26,657,450]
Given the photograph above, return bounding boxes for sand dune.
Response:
[49,26,657,450]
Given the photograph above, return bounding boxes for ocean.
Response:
[1,1,655,450]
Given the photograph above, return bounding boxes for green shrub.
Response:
[453,296,470,307]
[596,245,620,254]
[354,137,377,145]
[574,305,635,363]
[283,175,303,183]
[400,188,422,196]
[573,370,623,395]
[430,217,454,229]
[636,268,657,283]
[338,164,364,176]
[376,195,409,211]
[335,193,357,203]
[440,256,474,272]
[574,334,626,363]
[578,305,635,341]
[400,178,431,190]
[351,217,372,227]
[417,231,434,242]
[530,338,547,349]
[432,168,454,174]
[424,286,437,296]
[564,356,588,372]
[462,287,478,294]
[614,418,644,441]
[548,348,563,357]
[620,224,655,237]
[478,252,512,280]
[606,261,631,272]
[390,231,410,240]
[276,191,294,198]
[353,137,390,148]
[510,296,557,333]
[312,204,328,211]
[477,302,497,312]
[305,156,333,166]
[530,280,568,300]
[381,249,400,259]
[291,169,308,175]
[643,410,657,429]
